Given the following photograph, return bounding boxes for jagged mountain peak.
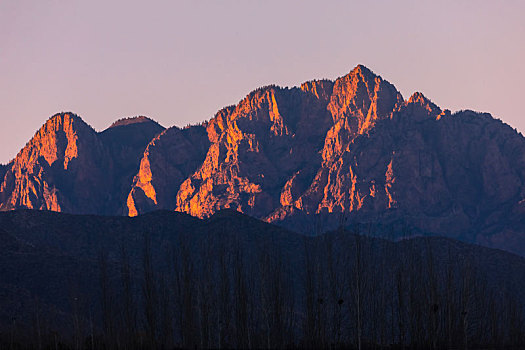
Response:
[349,63,377,79]
[2,67,525,255]
[401,91,442,119]
[300,79,334,100]
[331,65,403,114]
[0,112,104,212]
[0,110,164,215]
[337,64,395,94]
[235,84,282,107]
[43,112,95,132]
[46,111,82,122]
[408,91,429,103]
[407,91,439,109]
[18,112,98,169]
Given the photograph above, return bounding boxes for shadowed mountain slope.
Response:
[2,66,525,255]
[0,114,164,215]
[0,210,525,348]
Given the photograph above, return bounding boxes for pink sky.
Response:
[1,0,524,164]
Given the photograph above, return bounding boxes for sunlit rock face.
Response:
[127,125,209,216]
[99,116,165,214]
[270,94,525,255]
[173,80,336,218]
[0,113,103,212]
[2,65,525,254]
[169,65,525,254]
[172,65,406,219]
[0,113,164,214]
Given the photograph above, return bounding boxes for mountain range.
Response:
[2,65,525,255]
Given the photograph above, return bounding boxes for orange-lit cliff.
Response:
[2,65,525,254]
[0,113,164,214]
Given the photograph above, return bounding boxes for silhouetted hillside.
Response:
[0,210,524,348]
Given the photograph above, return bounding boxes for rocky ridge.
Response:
[0,113,164,214]
[2,65,525,254]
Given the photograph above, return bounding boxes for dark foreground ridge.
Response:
[1,209,524,348]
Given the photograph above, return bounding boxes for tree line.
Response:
[2,224,525,349]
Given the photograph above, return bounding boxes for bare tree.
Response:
[142,234,157,349]
[352,226,365,350]
[119,244,137,349]
[302,236,318,348]
[233,240,249,349]
[98,249,114,348]
[216,237,231,348]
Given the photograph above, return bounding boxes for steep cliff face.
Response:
[321,65,403,163]
[282,91,444,218]
[171,65,405,219]
[99,116,165,214]
[172,82,336,218]
[0,113,163,214]
[127,125,209,216]
[269,96,525,255]
[3,65,525,254]
[0,113,107,213]
[169,65,525,253]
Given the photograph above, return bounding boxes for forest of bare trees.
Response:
[2,224,525,349]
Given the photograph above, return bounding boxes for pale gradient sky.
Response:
[1,0,524,164]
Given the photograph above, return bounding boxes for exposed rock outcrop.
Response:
[99,116,165,214]
[3,66,525,255]
[0,113,164,214]
[127,125,209,216]
[169,65,406,220]
[0,113,106,213]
